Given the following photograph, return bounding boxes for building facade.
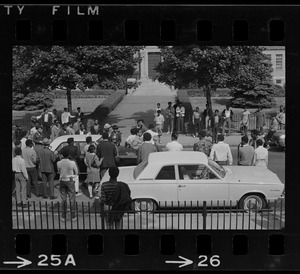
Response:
[138,46,285,87]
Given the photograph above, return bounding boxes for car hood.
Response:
[102,166,136,183]
[225,166,282,185]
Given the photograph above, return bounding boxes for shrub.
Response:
[13,91,54,110]
[89,90,126,123]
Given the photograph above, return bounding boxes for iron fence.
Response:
[12,198,285,230]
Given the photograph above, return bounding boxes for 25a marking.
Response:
[198,255,220,267]
[37,254,76,267]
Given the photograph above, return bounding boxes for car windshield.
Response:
[208,159,226,178]
[133,160,148,179]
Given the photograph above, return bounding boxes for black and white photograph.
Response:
[12,45,285,230]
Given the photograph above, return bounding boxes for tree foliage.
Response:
[13,46,143,110]
[155,46,275,108]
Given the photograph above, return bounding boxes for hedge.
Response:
[88,90,126,123]
[50,89,114,99]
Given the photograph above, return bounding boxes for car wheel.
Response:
[238,194,266,212]
[132,199,157,213]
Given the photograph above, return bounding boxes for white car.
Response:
[101,151,284,212]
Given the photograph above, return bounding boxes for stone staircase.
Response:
[131,78,177,96]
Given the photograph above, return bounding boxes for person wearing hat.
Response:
[58,137,81,196]
[39,138,58,199]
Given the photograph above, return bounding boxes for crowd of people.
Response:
[12,101,285,224]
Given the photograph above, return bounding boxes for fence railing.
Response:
[12,198,285,230]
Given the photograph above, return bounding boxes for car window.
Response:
[55,142,68,152]
[133,160,148,179]
[78,142,88,155]
[178,164,218,180]
[208,159,226,178]
[155,166,175,180]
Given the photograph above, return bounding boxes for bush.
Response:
[13,91,54,110]
[89,90,126,123]
[272,84,285,97]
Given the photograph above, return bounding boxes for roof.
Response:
[51,134,102,143]
[148,151,208,165]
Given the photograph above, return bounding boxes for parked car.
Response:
[101,151,284,212]
[269,130,285,149]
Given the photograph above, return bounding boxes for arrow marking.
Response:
[3,256,32,268]
[165,256,193,268]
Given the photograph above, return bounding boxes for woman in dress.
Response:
[84,144,103,199]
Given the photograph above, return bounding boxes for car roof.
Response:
[50,135,102,150]
[148,151,208,165]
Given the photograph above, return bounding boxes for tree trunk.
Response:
[67,88,72,112]
[205,85,212,112]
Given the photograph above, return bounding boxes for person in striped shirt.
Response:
[100,166,131,229]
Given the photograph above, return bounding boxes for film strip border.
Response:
[0,5,291,44]
[1,4,300,270]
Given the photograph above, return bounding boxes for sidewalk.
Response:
[103,94,243,148]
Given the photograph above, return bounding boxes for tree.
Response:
[13,46,143,111]
[155,46,275,110]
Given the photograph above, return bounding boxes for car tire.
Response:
[238,194,266,212]
[132,199,157,213]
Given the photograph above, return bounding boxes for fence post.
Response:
[100,202,105,229]
[202,201,207,230]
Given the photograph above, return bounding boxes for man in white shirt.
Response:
[61,107,75,125]
[209,134,233,165]
[253,139,268,167]
[176,102,185,134]
[154,110,165,143]
[165,132,183,151]
[36,108,53,138]
[144,124,159,145]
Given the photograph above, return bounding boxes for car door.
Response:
[149,165,178,206]
[176,164,229,207]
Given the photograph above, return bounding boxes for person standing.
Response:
[264,114,279,149]
[29,122,39,140]
[137,132,157,164]
[73,117,82,134]
[211,109,222,144]
[96,132,118,179]
[32,126,43,145]
[76,123,87,135]
[131,128,143,153]
[61,107,75,125]
[209,135,233,166]
[193,130,212,157]
[83,136,93,156]
[51,109,58,122]
[12,147,30,207]
[39,138,58,199]
[57,150,78,222]
[58,137,81,196]
[22,139,40,198]
[36,108,53,139]
[253,139,268,167]
[144,124,159,145]
[90,119,101,134]
[109,125,122,146]
[222,105,233,136]
[254,106,265,134]
[165,101,175,134]
[136,119,147,134]
[154,110,165,143]
[203,104,213,131]
[240,108,251,135]
[84,145,102,199]
[192,107,202,138]
[51,119,61,141]
[276,105,285,130]
[249,129,260,149]
[176,102,185,134]
[66,123,75,135]
[14,124,23,143]
[58,123,69,136]
[100,166,132,229]
[154,103,162,116]
[125,128,137,149]
[165,132,183,151]
[75,107,84,121]
[238,135,255,166]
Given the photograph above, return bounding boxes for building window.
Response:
[276,79,282,84]
[275,54,283,69]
